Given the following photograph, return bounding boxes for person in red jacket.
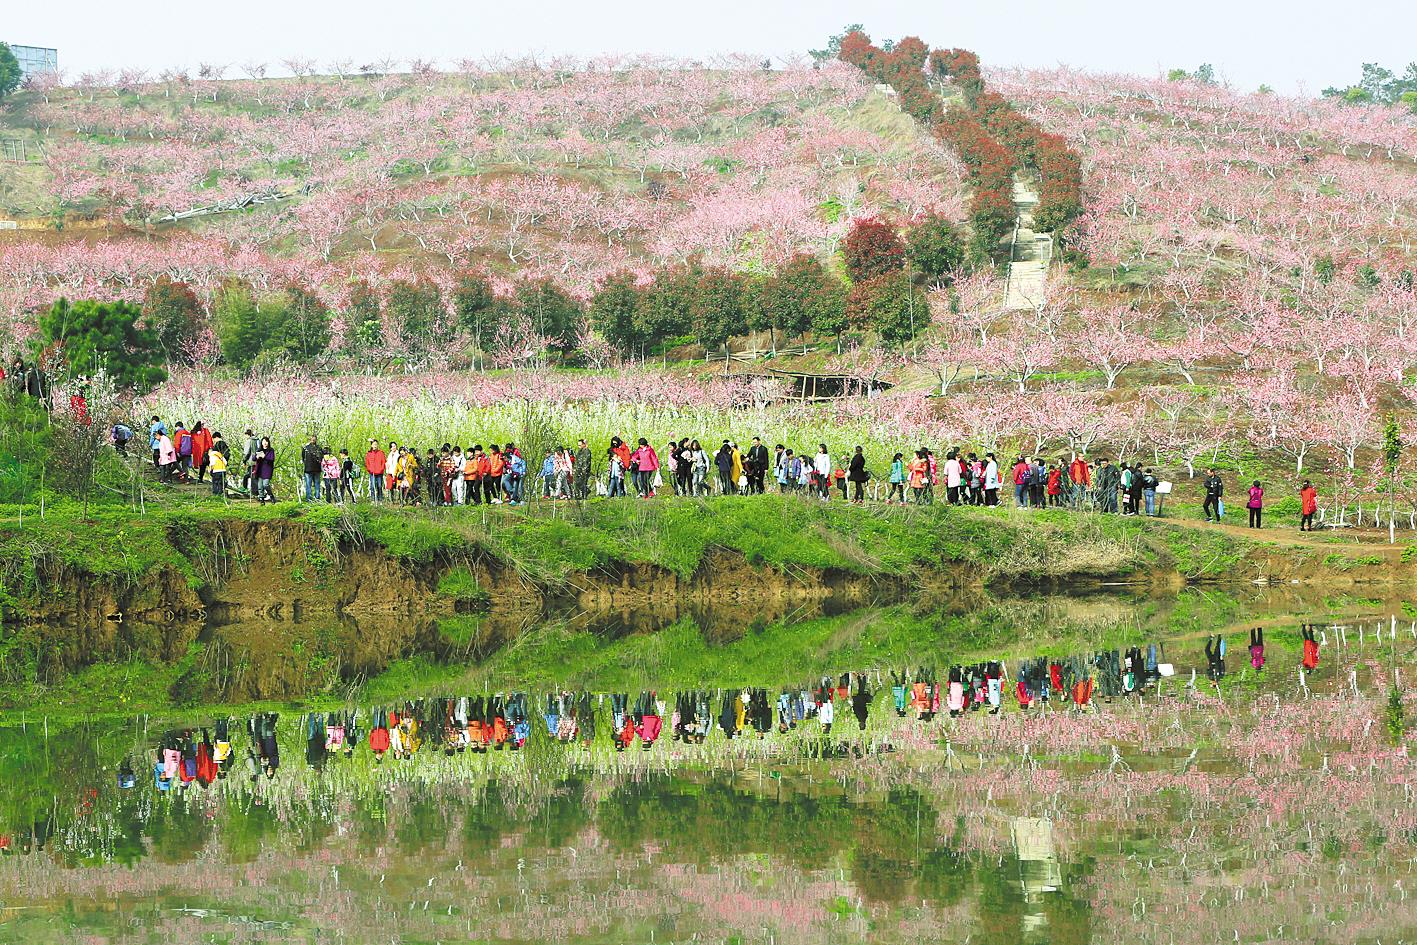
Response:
[190,422,213,483]
[364,440,387,503]
[1047,461,1064,507]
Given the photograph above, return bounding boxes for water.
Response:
[1,593,1415,943]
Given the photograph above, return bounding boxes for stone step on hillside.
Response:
[1004,173,1053,311]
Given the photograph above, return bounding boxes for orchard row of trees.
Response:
[30,213,968,387]
[835,29,1084,245]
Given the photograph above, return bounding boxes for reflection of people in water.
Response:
[1301,625,1321,673]
[213,718,233,779]
[248,713,280,778]
[1205,636,1227,681]
[119,635,1234,802]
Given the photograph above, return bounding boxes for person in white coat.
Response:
[813,444,832,501]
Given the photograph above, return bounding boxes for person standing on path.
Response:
[301,434,323,502]
[208,436,228,497]
[1068,455,1091,509]
[364,440,387,503]
[1093,459,1119,513]
[747,437,769,495]
[574,439,592,499]
[1247,480,1264,529]
[944,450,962,505]
[983,453,1001,506]
[241,429,259,494]
[1299,480,1318,531]
[253,437,276,502]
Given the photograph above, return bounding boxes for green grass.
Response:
[0,492,1265,612]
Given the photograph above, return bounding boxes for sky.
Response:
[6,0,1416,96]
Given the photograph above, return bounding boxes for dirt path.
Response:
[1161,513,1405,557]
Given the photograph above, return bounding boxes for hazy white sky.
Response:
[6,0,1415,95]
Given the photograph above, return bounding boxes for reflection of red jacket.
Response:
[1016,680,1031,707]
[492,717,508,745]
[636,714,662,744]
[196,742,217,785]
[369,727,390,753]
[1302,638,1319,670]
[1049,663,1063,693]
[1072,679,1094,706]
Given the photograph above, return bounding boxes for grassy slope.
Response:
[0,492,1263,608]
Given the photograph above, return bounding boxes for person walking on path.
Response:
[887,452,906,504]
[1203,469,1224,522]
[1299,480,1318,531]
[847,446,868,504]
[1247,480,1264,529]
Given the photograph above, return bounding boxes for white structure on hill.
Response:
[7,44,59,82]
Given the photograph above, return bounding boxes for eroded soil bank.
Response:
[4,503,1413,698]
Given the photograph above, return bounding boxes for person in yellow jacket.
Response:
[395,449,419,505]
[208,438,229,498]
[729,442,744,492]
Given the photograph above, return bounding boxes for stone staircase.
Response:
[1003,174,1052,311]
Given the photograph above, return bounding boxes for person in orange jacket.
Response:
[1299,480,1318,531]
[486,446,506,504]
[1068,455,1091,509]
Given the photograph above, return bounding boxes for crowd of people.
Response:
[132,414,1325,526]
[132,628,1323,791]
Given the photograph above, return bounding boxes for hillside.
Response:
[4,42,1417,521]
[0,61,963,312]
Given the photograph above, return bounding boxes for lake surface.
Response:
[2,592,1415,944]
